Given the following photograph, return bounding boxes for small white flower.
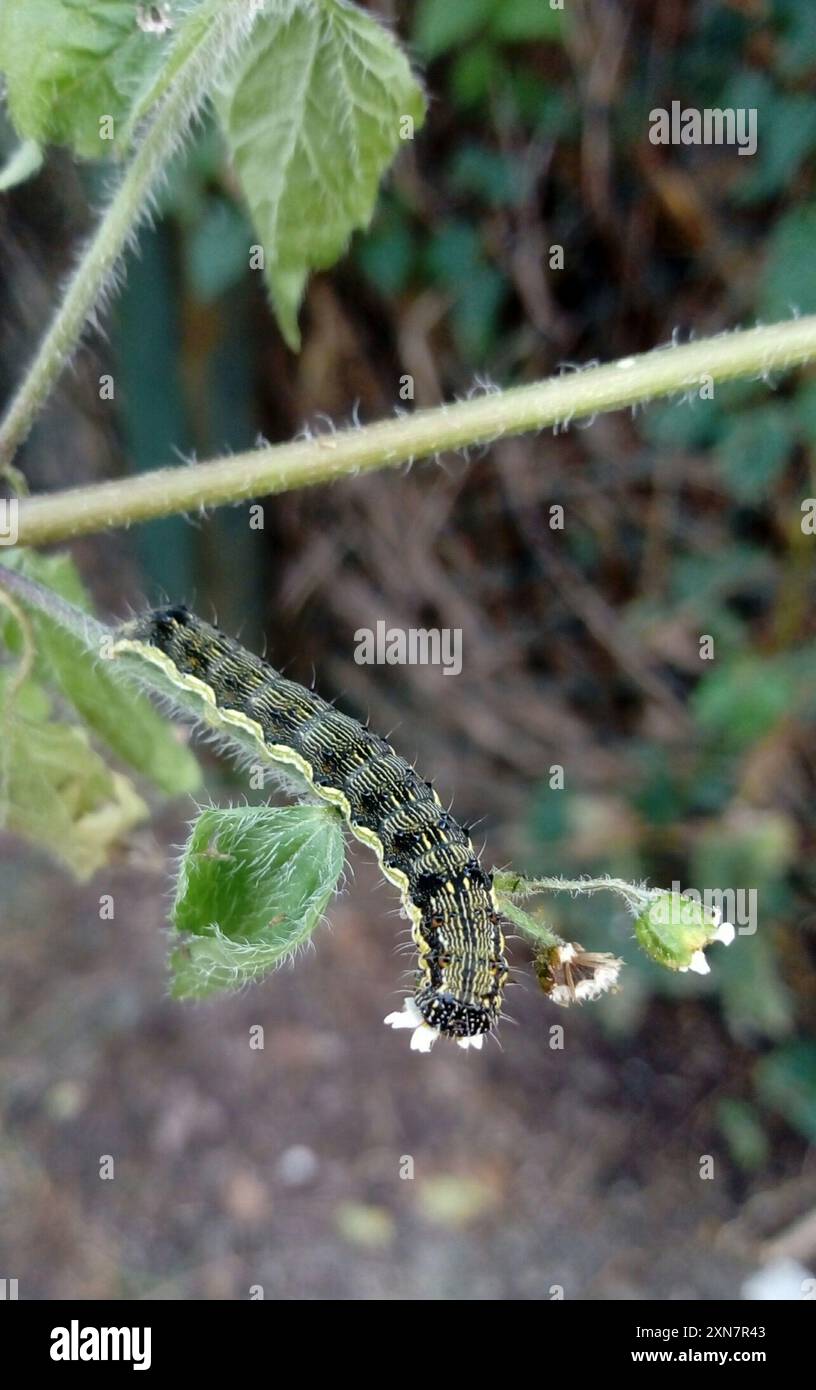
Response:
[682,949,711,976]
[456,1035,484,1051]
[636,892,737,974]
[384,998,440,1053]
[705,905,735,945]
[410,1023,439,1053]
[383,997,423,1029]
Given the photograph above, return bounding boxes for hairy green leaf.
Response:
[0,551,201,795]
[217,0,426,348]
[0,0,176,158]
[0,671,148,879]
[170,803,345,998]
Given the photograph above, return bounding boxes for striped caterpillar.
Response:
[110,606,508,1052]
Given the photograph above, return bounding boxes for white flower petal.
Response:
[714,921,735,945]
[687,949,711,975]
[574,962,621,1001]
[456,1035,484,1050]
[409,1023,439,1053]
[385,998,439,1052]
[384,997,424,1030]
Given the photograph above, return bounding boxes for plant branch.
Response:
[0,0,259,473]
[12,314,816,546]
[494,870,652,913]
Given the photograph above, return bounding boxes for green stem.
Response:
[13,314,816,546]
[494,870,651,913]
[0,0,257,472]
[495,895,564,949]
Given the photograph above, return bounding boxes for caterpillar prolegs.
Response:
[111,607,508,1051]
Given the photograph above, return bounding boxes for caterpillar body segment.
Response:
[111,606,508,1046]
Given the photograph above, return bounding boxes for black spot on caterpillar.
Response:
[111,607,508,1051]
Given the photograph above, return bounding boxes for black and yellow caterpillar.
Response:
[111,606,508,1050]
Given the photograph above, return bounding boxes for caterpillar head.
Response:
[385,907,507,1052]
[416,983,496,1041]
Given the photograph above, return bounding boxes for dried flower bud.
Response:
[535,942,622,1007]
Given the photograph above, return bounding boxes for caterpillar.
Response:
[110,606,508,1052]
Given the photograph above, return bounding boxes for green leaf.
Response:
[413,0,495,58]
[117,0,216,148]
[715,405,794,503]
[414,0,563,56]
[0,551,201,796]
[775,0,816,79]
[0,671,148,880]
[693,655,798,749]
[488,0,565,42]
[216,0,426,348]
[717,931,794,1043]
[761,204,816,320]
[716,1098,769,1172]
[691,811,797,893]
[449,43,504,110]
[755,1041,816,1142]
[0,136,42,190]
[356,206,416,296]
[185,196,252,302]
[0,0,175,159]
[641,396,724,450]
[169,803,346,998]
[449,144,527,209]
[424,218,507,358]
[734,93,816,204]
[43,621,201,796]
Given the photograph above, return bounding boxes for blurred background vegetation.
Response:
[1,0,815,1298]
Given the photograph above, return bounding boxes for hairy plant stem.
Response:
[494,871,653,913]
[11,314,816,546]
[0,0,257,473]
